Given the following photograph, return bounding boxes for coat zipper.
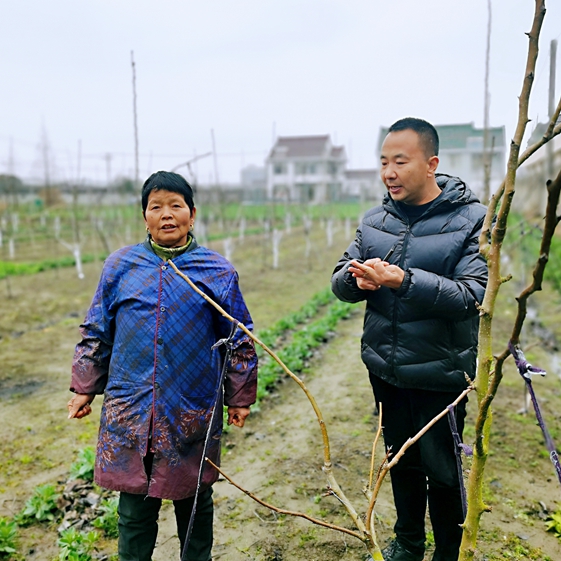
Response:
[385,195,449,373]
[389,223,411,372]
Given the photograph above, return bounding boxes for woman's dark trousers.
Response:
[370,374,466,561]
[117,487,214,561]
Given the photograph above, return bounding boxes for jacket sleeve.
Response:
[217,272,258,408]
[70,265,115,395]
[398,217,487,320]
[331,224,368,303]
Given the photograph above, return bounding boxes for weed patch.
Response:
[57,528,98,561]
[91,497,119,539]
[0,517,17,556]
[69,447,95,482]
[17,484,60,525]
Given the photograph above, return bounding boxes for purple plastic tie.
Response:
[181,322,239,561]
[508,341,561,488]
[447,404,470,519]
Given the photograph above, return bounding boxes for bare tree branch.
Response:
[480,92,561,255]
[365,387,473,531]
[168,259,368,537]
[205,458,365,541]
[462,2,548,558]
[367,403,383,492]
[493,167,561,388]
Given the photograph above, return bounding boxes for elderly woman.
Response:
[68,171,258,561]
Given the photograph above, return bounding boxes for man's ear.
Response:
[427,155,439,176]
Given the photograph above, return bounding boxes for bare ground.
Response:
[154,305,561,561]
[0,227,561,560]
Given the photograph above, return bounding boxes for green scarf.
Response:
[149,235,192,261]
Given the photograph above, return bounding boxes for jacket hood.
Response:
[435,173,481,205]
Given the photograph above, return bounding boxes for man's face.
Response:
[380,129,439,205]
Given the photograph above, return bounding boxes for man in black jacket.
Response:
[331,117,487,561]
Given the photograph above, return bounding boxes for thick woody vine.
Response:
[460,1,561,559]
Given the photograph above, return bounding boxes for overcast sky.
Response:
[1,1,560,185]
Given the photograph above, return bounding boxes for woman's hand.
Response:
[68,393,95,419]
[227,406,250,427]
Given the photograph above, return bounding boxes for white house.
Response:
[265,135,347,203]
[344,169,383,203]
[515,121,561,215]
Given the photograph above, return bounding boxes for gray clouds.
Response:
[1,0,559,184]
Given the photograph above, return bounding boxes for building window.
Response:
[471,154,483,172]
[297,184,315,202]
[328,183,340,202]
[467,137,484,151]
[491,153,502,174]
[295,162,318,175]
[274,163,286,175]
[448,153,461,170]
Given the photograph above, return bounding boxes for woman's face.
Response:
[144,189,196,247]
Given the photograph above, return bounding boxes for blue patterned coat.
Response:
[71,238,258,500]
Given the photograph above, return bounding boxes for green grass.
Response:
[223,286,356,425]
[255,295,356,403]
[69,446,96,482]
[16,484,60,525]
[0,517,18,556]
[0,253,106,280]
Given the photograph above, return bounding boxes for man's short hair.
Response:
[388,117,439,158]
[141,171,195,214]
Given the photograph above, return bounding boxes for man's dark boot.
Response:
[380,539,424,561]
[431,551,458,561]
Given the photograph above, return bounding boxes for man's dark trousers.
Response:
[118,487,213,561]
[370,374,466,560]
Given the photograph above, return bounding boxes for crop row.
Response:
[0,253,105,280]
[255,296,356,403]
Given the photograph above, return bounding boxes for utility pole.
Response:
[547,39,557,181]
[7,138,17,209]
[73,140,81,246]
[211,128,220,189]
[211,129,229,239]
[41,124,52,207]
[482,0,492,204]
[131,51,140,188]
[105,153,113,185]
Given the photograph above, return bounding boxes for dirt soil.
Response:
[154,304,561,561]
[1,226,561,560]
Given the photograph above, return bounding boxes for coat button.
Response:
[157,337,163,345]
[160,307,165,312]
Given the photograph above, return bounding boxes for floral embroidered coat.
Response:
[71,238,258,500]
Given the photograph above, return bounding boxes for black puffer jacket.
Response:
[332,174,488,392]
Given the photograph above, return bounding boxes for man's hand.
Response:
[349,259,405,290]
[68,393,95,419]
[227,406,250,428]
